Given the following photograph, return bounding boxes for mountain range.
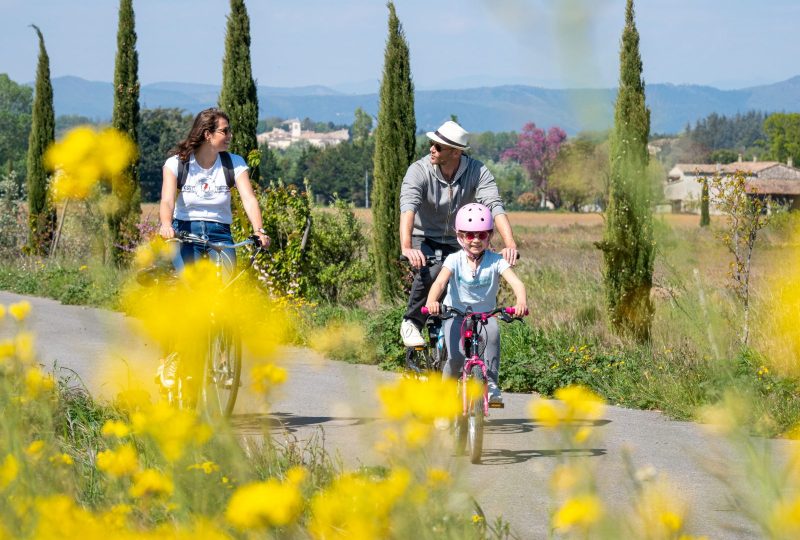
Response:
[47,75,800,135]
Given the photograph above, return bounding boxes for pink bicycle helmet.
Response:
[455,203,493,232]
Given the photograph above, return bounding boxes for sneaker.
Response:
[155,353,179,389]
[488,381,503,405]
[400,319,425,347]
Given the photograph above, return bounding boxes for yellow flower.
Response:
[96,444,139,477]
[631,478,687,537]
[770,494,800,537]
[8,301,32,322]
[25,440,45,458]
[129,468,174,498]
[187,461,220,474]
[251,363,288,393]
[426,468,452,487]
[14,332,35,363]
[472,514,484,523]
[0,454,19,490]
[130,401,210,462]
[225,467,306,529]
[0,304,5,319]
[378,378,460,423]
[529,399,562,427]
[553,494,603,532]
[25,367,55,398]
[0,339,14,360]
[101,419,131,439]
[309,468,410,539]
[100,504,132,528]
[49,453,74,466]
[554,385,605,421]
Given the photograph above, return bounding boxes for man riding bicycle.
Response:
[399,120,519,348]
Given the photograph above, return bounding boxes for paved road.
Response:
[1,291,784,539]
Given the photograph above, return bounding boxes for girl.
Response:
[425,203,527,404]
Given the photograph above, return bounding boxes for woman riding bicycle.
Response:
[159,107,269,273]
[424,203,527,405]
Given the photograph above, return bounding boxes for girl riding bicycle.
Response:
[424,203,527,405]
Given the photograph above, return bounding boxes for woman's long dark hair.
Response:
[170,108,229,160]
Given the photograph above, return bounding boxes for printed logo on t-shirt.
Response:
[182,177,230,199]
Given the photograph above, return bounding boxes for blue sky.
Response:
[3,0,799,92]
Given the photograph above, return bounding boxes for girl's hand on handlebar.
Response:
[425,300,440,316]
[159,223,175,239]
[511,301,528,318]
[402,247,425,268]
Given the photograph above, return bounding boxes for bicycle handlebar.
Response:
[399,251,520,268]
[421,305,529,319]
[170,231,265,253]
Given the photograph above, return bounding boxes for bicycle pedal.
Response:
[488,402,505,409]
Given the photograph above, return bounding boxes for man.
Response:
[399,120,519,347]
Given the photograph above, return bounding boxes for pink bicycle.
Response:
[423,304,526,463]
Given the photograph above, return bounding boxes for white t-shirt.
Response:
[442,250,510,313]
[164,152,248,224]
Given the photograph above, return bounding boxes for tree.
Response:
[0,75,33,192]
[108,0,141,264]
[258,144,283,183]
[502,122,566,205]
[550,135,608,211]
[372,1,416,302]
[709,171,770,344]
[595,0,654,341]
[26,25,56,255]
[304,140,374,205]
[764,113,800,165]
[219,0,259,184]
[351,107,373,144]
[139,108,192,201]
[700,177,710,227]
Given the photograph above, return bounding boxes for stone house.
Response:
[663,157,800,213]
[256,119,349,150]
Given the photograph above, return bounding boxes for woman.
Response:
[159,107,269,276]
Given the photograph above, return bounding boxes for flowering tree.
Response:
[502,122,567,206]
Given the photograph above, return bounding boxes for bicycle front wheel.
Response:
[200,329,242,419]
[468,365,485,464]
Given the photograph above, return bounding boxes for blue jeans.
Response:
[172,219,236,280]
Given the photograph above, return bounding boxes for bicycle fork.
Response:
[461,356,489,416]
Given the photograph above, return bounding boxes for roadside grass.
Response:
[4,210,800,436]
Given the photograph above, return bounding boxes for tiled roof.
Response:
[674,162,782,175]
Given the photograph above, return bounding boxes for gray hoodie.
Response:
[399,154,506,246]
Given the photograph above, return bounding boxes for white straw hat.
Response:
[426,120,470,151]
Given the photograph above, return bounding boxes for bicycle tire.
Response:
[200,329,242,418]
[454,375,468,455]
[468,364,485,464]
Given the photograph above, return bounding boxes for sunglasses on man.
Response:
[458,231,490,241]
[429,140,445,152]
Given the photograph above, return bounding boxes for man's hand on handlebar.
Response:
[255,231,270,248]
[401,247,426,268]
[500,246,519,266]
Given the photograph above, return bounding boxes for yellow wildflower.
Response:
[529,399,562,427]
[472,514,484,523]
[0,304,5,319]
[553,494,603,532]
[25,367,55,398]
[101,504,132,528]
[0,454,19,490]
[770,494,800,537]
[426,468,452,487]
[130,401,210,462]
[378,378,460,423]
[101,419,131,438]
[225,467,306,529]
[14,332,35,363]
[251,363,288,393]
[129,468,174,498]
[8,301,32,322]
[0,339,14,360]
[49,453,74,466]
[309,468,410,539]
[96,444,139,477]
[188,461,220,474]
[555,385,605,421]
[631,478,687,538]
[25,440,45,458]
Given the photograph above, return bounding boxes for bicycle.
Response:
[423,304,527,464]
[138,231,266,419]
[399,252,448,379]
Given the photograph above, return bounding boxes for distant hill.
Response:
[45,75,800,135]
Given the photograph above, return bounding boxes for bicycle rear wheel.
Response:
[200,329,242,418]
[468,365,485,464]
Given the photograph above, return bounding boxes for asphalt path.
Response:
[0,290,787,539]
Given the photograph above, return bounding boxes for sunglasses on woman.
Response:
[459,231,490,241]
[215,126,232,135]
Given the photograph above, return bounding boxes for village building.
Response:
[256,118,349,150]
[663,157,800,214]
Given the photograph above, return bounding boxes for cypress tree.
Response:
[596,0,654,341]
[26,25,56,255]
[219,0,259,184]
[700,177,710,226]
[372,1,416,302]
[109,0,141,265]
